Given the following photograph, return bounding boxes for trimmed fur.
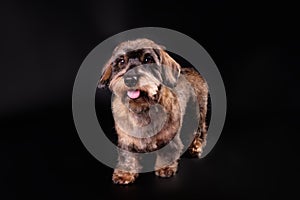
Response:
[99,39,208,184]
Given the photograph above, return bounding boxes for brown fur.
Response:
[98,39,208,184]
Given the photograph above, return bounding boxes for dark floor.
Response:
[1,104,295,199]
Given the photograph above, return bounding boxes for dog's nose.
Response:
[124,75,138,87]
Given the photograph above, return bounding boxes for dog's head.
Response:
[98,39,181,102]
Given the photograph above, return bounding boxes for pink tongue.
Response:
[127,90,140,99]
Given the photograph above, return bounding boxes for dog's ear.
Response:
[159,50,181,88]
[98,60,113,89]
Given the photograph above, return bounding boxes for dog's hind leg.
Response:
[189,99,208,158]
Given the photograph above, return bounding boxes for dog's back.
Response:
[180,67,209,156]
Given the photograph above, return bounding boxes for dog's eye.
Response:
[117,58,126,67]
[143,55,154,64]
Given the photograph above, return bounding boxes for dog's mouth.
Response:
[126,86,161,101]
[126,89,156,101]
[127,90,141,99]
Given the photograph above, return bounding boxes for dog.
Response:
[98,38,208,184]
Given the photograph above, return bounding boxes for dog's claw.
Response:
[155,166,177,178]
[112,170,138,184]
[189,137,203,158]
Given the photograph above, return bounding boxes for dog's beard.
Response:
[112,93,168,139]
[111,76,168,139]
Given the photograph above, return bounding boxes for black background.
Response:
[1,0,298,199]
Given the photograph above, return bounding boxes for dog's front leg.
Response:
[155,134,183,177]
[112,148,140,184]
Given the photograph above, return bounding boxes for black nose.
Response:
[124,75,138,87]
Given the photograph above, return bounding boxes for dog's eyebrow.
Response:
[126,49,144,58]
[153,48,161,61]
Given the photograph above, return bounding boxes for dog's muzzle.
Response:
[124,68,139,87]
[123,71,141,99]
[124,75,138,87]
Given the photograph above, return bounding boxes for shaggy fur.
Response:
[98,38,208,184]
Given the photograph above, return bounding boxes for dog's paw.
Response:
[155,166,177,178]
[112,169,138,184]
[189,137,203,158]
